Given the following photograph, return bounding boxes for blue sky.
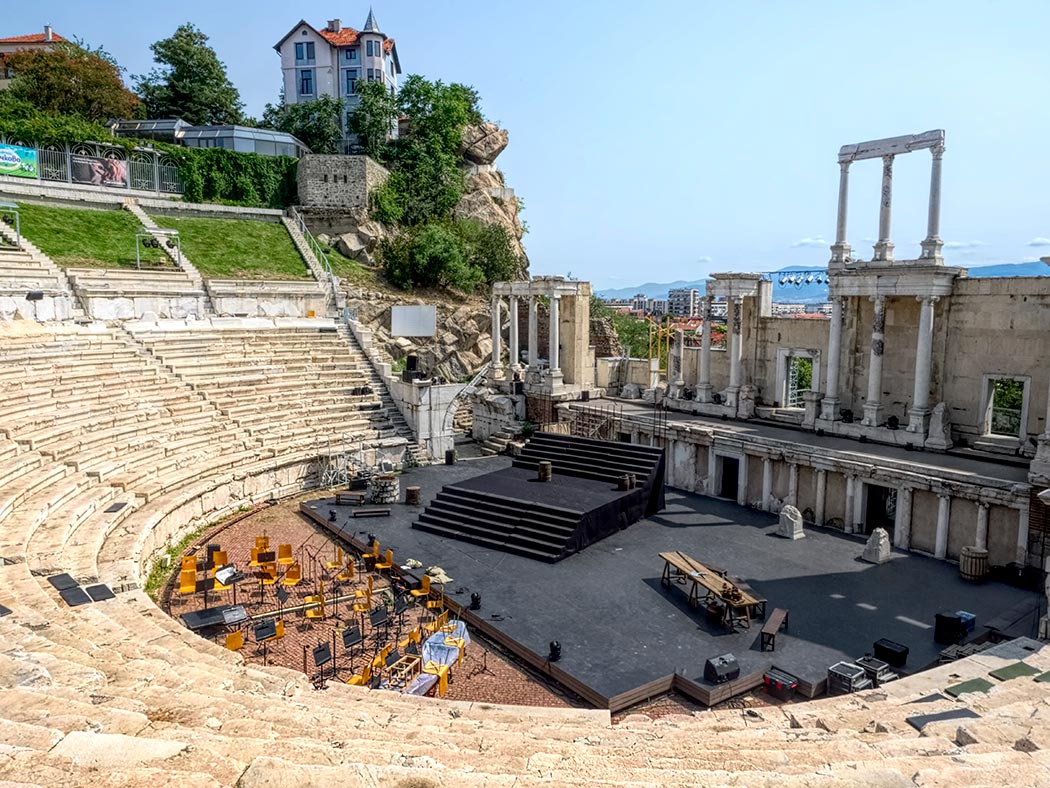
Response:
[11,1,1050,288]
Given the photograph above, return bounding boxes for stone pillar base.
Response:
[872,240,895,262]
[696,383,713,404]
[906,407,930,434]
[724,387,740,408]
[1031,436,1050,484]
[829,243,852,264]
[920,237,944,263]
[861,402,883,427]
[487,365,505,384]
[738,385,757,419]
[1040,615,1050,642]
[819,397,840,422]
[545,370,564,394]
[802,391,823,429]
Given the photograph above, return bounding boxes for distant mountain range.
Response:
[597,261,1050,304]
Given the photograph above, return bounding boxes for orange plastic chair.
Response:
[249,547,262,567]
[410,574,431,603]
[181,555,197,572]
[260,562,278,586]
[422,661,449,696]
[375,549,394,573]
[179,569,197,594]
[347,663,372,687]
[277,544,293,565]
[211,550,228,567]
[326,546,344,571]
[337,556,355,583]
[256,536,270,551]
[282,563,302,587]
[225,631,244,651]
[354,576,373,599]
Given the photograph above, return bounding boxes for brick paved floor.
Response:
[161,492,579,708]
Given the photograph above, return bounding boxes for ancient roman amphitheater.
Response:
[1,177,1050,785]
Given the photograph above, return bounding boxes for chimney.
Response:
[327,19,341,33]
[44,25,53,42]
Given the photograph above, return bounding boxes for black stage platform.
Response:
[303,457,1037,709]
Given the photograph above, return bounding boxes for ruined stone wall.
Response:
[296,155,389,213]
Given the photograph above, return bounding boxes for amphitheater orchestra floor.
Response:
[303,456,1036,702]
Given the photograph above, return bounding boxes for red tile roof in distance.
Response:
[0,32,65,44]
[317,27,395,52]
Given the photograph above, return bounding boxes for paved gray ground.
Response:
[307,456,1037,699]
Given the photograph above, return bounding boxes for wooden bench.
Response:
[352,507,391,519]
[760,607,789,651]
[336,491,366,506]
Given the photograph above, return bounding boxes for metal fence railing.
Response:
[0,136,183,195]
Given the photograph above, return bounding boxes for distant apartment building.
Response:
[630,294,649,312]
[668,288,700,318]
[273,10,402,151]
[709,300,729,320]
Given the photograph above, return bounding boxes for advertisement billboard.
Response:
[70,154,128,188]
[0,144,38,179]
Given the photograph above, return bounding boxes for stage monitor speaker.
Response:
[704,653,739,684]
[873,638,908,668]
[406,353,419,372]
[934,612,963,645]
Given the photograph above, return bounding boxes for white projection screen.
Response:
[391,304,437,337]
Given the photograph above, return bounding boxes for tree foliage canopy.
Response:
[134,24,243,125]
[261,94,343,154]
[348,81,398,158]
[2,41,139,121]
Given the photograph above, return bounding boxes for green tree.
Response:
[261,93,343,154]
[134,24,243,125]
[348,81,399,158]
[3,41,139,121]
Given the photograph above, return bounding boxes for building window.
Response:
[298,69,314,96]
[366,68,374,82]
[345,68,358,94]
[366,40,373,57]
[294,42,315,63]
[983,376,1028,437]
[345,47,357,61]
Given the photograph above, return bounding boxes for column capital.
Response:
[881,153,895,168]
[839,160,851,173]
[915,295,940,305]
[931,142,945,159]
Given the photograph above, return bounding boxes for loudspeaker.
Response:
[934,612,963,645]
[704,653,739,684]
[406,353,419,372]
[873,638,908,668]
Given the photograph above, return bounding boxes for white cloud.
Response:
[1027,237,1050,247]
[697,256,712,263]
[791,236,827,248]
[943,240,986,249]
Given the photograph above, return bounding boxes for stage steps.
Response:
[414,486,580,562]
[514,431,665,487]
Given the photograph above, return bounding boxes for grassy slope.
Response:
[16,203,168,268]
[324,245,382,288]
[150,214,311,280]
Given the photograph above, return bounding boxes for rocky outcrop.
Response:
[455,122,529,279]
[459,122,509,165]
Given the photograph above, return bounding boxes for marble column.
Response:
[975,502,989,551]
[787,463,799,506]
[844,475,856,533]
[920,143,945,262]
[908,296,938,433]
[527,296,538,369]
[873,155,895,262]
[820,297,845,421]
[697,296,713,402]
[736,455,747,507]
[892,487,912,549]
[814,469,827,525]
[726,297,743,407]
[761,458,773,512]
[670,328,685,394]
[935,494,951,560]
[548,294,561,376]
[706,445,717,495]
[831,161,852,264]
[862,296,887,427]
[1017,502,1030,565]
[1030,373,1050,482]
[508,295,520,372]
[490,296,503,377]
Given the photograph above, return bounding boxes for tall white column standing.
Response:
[527,296,538,369]
[761,458,773,512]
[975,502,990,551]
[862,296,887,427]
[697,296,713,402]
[508,295,520,371]
[907,296,938,433]
[787,463,799,506]
[920,143,945,262]
[548,294,561,374]
[935,494,951,560]
[820,297,844,421]
[726,297,743,405]
[490,297,502,376]
[894,487,913,549]
[814,469,827,525]
[844,476,856,533]
[831,161,852,263]
[873,154,895,262]
[671,329,685,391]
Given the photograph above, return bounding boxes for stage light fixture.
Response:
[367,532,377,546]
[805,274,814,284]
[328,509,337,522]
[470,592,481,610]
[167,239,176,248]
[548,640,562,662]
[779,276,787,286]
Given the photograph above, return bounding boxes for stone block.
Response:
[777,505,805,540]
[862,527,892,564]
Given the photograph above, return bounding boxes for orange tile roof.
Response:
[316,28,395,52]
[0,31,65,44]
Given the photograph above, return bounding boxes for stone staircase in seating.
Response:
[0,324,1048,786]
[0,226,81,321]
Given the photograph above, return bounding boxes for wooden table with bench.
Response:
[659,551,764,629]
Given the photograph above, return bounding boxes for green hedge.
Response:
[0,105,297,209]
